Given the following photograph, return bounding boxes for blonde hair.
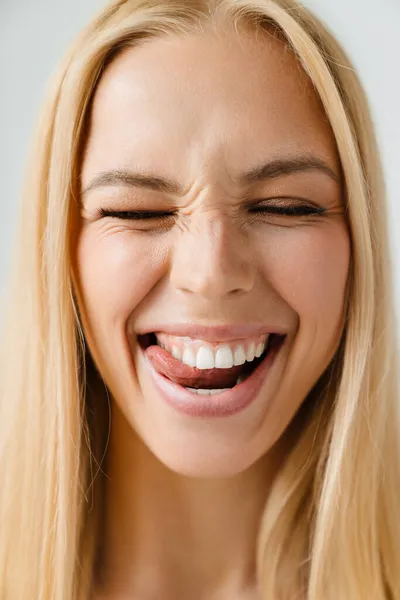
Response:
[1,0,399,598]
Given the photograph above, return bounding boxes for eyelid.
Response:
[247,196,322,208]
[99,208,174,219]
[98,198,328,223]
[254,204,325,213]
[247,197,327,213]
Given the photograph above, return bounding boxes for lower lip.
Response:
[143,340,283,418]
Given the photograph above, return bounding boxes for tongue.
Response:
[145,345,244,389]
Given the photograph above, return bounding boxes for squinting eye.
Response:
[98,203,326,224]
[99,209,175,220]
[249,204,326,217]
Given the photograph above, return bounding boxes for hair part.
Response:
[1,1,399,599]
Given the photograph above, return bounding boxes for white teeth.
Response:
[255,341,264,358]
[246,342,256,362]
[186,387,231,395]
[215,345,234,369]
[192,387,210,395]
[233,344,246,366]
[209,388,230,395]
[182,346,196,367]
[172,346,182,360]
[157,335,269,369]
[196,346,215,370]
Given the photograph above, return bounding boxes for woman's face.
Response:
[76,27,350,476]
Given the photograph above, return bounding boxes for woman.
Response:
[0,0,399,598]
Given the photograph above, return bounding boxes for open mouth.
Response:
[138,332,285,393]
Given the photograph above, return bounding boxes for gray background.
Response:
[1,0,399,322]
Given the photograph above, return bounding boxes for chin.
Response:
[143,436,268,478]
[123,398,280,478]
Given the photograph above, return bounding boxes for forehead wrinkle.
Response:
[177,194,246,243]
[178,175,244,214]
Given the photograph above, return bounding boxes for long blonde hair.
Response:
[1,0,399,598]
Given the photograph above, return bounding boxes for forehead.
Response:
[82,27,339,183]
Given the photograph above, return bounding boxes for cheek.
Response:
[75,229,168,324]
[258,223,350,325]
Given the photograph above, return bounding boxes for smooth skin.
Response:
[76,23,350,600]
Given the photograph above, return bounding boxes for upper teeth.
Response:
[155,334,269,370]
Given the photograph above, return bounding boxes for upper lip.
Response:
[135,322,288,342]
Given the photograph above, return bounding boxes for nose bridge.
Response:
[170,209,255,298]
[198,209,225,249]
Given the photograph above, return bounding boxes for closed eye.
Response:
[100,206,325,218]
[98,203,327,224]
[248,204,326,217]
[99,209,175,220]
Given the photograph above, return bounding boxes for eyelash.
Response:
[99,204,326,220]
[250,204,325,217]
[99,208,172,220]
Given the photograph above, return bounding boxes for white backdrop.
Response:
[1,0,399,322]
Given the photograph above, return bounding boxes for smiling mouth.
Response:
[138,332,286,392]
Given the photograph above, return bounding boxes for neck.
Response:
[94,400,293,600]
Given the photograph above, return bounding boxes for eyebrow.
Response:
[81,155,339,197]
[238,156,339,185]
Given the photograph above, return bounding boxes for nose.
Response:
[169,212,256,299]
